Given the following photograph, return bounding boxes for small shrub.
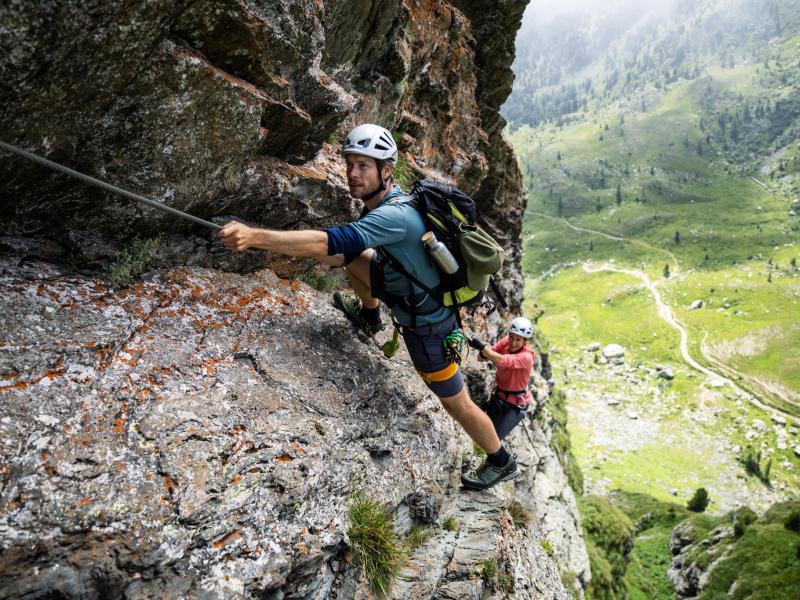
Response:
[733,520,746,539]
[687,488,710,513]
[507,500,531,527]
[298,271,338,292]
[733,506,758,526]
[785,510,800,532]
[480,559,497,583]
[540,538,555,556]
[405,522,433,550]
[442,516,458,532]
[347,493,407,597]
[498,571,514,593]
[104,236,161,288]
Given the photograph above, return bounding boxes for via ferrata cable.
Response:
[0,140,222,231]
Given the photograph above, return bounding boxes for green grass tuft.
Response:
[507,500,531,527]
[472,442,487,458]
[442,516,458,532]
[104,236,161,288]
[298,271,340,292]
[347,493,407,597]
[405,522,434,550]
[480,558,498,583]
[498,571,514,593]
[392,153,414,192]
[540,538,555,556]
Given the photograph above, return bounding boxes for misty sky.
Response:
[518,0,685,29]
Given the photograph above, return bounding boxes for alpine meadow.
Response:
[504,0,800,598]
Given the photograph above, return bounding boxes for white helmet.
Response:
[342,124,398,164]
[509,317,533,339]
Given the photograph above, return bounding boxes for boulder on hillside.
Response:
[689,300,704,310]
[587,342,601,352]
[657,366,675,380]
[602,344,625,359]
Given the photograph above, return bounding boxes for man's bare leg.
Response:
[438,386,501,453]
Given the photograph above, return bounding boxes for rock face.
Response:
[0,1,585,597]
[0,0,527,313]
[0,260,571,599]
[668,524,734,599]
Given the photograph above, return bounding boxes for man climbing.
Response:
[218,123,517,490]
[468,317,535,442]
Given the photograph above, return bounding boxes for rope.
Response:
[0,140,222,231]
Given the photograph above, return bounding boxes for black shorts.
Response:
[485,395,527,440]
[401,314,465,398]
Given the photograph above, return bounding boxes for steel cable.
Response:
[0,140,222,230]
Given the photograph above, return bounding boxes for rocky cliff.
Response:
[0,1,587,598]
[0,0,525,306]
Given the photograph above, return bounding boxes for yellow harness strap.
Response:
[417,362,459,384]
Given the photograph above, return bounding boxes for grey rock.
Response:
[602,344,625,359]
[656,366,675,380]
[405,492,441,525]
[689,300,704,310]
[0,261,572,599]
[668,526,734,599]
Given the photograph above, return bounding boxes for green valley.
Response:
[505,0,800,597]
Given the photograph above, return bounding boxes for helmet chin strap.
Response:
[361,177,386,202]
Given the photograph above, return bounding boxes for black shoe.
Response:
[333,291,384,335]
[460,454,519,490]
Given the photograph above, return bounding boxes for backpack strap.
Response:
[376,246,448,329]
[489,276,508,309]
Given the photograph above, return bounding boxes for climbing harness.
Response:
[0,140,222,231]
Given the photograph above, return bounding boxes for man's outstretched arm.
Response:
[218,221,329,257]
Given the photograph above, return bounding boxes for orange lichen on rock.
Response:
[212,530,243,550]
[162,474,178,492]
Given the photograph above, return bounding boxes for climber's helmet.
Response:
[341,124,398,164]
[509,317,534,339]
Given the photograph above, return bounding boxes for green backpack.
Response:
[377,179,507,323]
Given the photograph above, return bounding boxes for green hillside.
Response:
[506,0,800,597]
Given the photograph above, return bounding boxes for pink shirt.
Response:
[491,336,535,407]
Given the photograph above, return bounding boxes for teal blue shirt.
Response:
[347,186,451,327]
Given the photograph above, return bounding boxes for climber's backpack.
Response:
[377,179,507,326]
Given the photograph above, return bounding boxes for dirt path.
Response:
[529,213,795,418]
[530,212,680,273]
[582,261,791,418]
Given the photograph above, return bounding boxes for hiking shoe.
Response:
[332,291,384,335]
[460,454,519,490]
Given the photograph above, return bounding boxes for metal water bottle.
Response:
[421,231,459,275]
